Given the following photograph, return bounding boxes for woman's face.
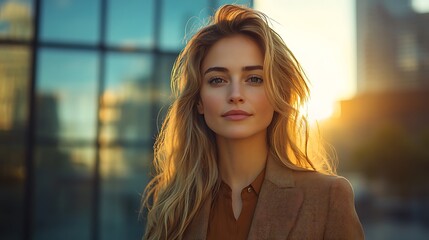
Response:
[198,34,274,140]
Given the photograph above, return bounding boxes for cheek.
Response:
[254,92,275,120]
[200,92,222,115]
[201,97,221,130]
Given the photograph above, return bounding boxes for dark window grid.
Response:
[33,139,154,149]
[12,0,250,239]
[0,41,182,57]
[36,42,180,56]
[18,0,170,239]
[0,39,33,46]
[23,0,40,238]
[92,0,108,238]
[36,41,178,55]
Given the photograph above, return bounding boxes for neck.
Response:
[216,131,268,192]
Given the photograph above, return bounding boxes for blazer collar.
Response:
[247,157,304,239]
[183,156,304,240]
[264,155,296,188]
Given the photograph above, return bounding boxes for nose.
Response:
[228,81,244,104]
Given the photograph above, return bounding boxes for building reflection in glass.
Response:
[0,45,30,240]
[40,0,100,44]
[0,0,32,40]
[106,0,155,49]
[34,145,94,239]
[36,48,99,141]
[0,46,30,132]
[0,4,32,237]
[101,52,153,144]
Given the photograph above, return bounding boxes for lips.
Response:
[221,110,252,120]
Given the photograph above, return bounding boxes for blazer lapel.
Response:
[247,157,304,240]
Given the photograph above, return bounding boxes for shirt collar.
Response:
[250,168,265,196]
[218,167,266,196]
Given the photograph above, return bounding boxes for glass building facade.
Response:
[0,0,252,239]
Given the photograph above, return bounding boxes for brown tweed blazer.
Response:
[183,157,364,240]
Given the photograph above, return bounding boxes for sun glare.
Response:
[255,0,356,124]
[412,0,429,13]
[301,94,338,125]
[306,100,335,123]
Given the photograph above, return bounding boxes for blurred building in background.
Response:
[357,0,429,93]
[323,0,429,239]
[0,0,252,240]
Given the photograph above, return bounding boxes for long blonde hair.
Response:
[142,4,335,240]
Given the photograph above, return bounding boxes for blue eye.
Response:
[208,77,225,85]
[248,76,263,84]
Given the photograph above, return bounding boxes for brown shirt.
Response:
[207,169,265,240]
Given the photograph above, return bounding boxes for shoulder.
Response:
[292,170,352,190]
[290,170,356,203]
[291,170,364,239]
[265,157,355,197]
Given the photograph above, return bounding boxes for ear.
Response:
[197,100,204,114]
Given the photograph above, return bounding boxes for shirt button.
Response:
[247,187,252,193]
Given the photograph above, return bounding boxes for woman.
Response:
[142,4,364,240]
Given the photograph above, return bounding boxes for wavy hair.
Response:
[141,4,335,240]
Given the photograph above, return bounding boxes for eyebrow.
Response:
[203,65,263,75]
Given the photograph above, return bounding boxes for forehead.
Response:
[202,34,263,72]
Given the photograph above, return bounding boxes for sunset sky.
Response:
[255,0,356,121]
[255,0,429,121]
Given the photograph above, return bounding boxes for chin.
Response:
[214,129,266,140]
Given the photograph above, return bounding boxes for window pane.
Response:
[0,144,25,240]
[153,54,175,128]
[99,147,151,240]
[33,145,94,240]
[0,46,30,139]
[156,55,176,101]
[106,0,155,48]
[0,0,33,40]
[101,52,153,144]
[160,0,210,51]
[40,0,100,44]
[36,48,98,141]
